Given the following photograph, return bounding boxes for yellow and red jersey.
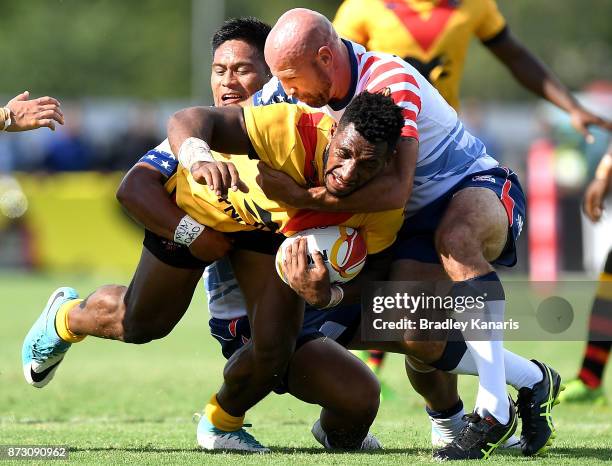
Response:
[333,0,506,110]
[169,103,404,254]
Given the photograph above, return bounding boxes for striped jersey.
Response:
[253,38,498,215]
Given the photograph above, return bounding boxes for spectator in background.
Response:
[104,104,161,171]
[42,105,91,172]
[1,91,64,132]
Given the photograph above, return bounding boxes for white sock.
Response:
[466,338,509,423]
[428,404,466,446]
[451,349,543,390]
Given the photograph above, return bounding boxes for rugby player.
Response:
[176,8,561,459]
[560,141,612,404]
[168,88,551,455]
[333,0,612,394]
[166,91,407,451]
[21,18,392,452]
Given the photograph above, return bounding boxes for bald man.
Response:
[244,8,560,460]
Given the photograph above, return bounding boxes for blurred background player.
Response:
[560,141,612,405]
[333,0,612,399]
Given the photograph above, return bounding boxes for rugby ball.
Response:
[275,225,367,285]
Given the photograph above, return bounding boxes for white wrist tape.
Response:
[321,284,344,309]
[0,107,11,131]
[174,215,205,246]
[177,137,215,171]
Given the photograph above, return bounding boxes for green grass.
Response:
[1,272,611,464]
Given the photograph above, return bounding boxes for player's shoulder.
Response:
[137,138,178,178]
[253,77,298,107]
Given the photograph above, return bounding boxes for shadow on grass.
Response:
[67,446,612,459]
[551,447,612,461]
[68,446,425,455]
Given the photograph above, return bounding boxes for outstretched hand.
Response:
[5,91,64,132]
[569,106,612,144]
[583,178,610,222]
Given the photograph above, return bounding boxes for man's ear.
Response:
[318,45,333,67]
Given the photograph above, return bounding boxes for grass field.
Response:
[1,271,611,464]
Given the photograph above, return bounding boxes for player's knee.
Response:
[436,221,480,263]
[402,338,445,364]
[252,340,294,375]
[348,376,380,422]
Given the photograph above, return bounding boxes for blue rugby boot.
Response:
[22,287,80,388]
[197,416,270,453]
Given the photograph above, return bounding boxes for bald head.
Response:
[265,8,338,70]
[263,8,352,107]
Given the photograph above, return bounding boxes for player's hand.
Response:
[583,178,610,222]
[569,106,612,143]
[256,162,309,208]
[190,161,249,198]
[281,237,331,307]
[5,91,64,132]
[188,228,233,262]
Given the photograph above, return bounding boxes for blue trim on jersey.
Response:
[208,284,241,304]
[419,121,461,165]
[205,258,236,289]
[414,123,486,184]
[138,149,178,178]
[328,39,358,111]
[204,258,243,304]
[252,79,298,107]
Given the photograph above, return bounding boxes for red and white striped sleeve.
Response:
[360,56,422,140]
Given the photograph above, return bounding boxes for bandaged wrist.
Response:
[595,154,612,181]
[178,137,215,170]
[321,284,344,309]
[174,215,205,246]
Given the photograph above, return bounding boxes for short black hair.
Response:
[211,17,271,58]
[338,92,404,152]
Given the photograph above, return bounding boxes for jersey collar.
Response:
[328,39,358,112]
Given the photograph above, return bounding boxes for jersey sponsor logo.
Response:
[516,214,524,237]
[472,175,496,184]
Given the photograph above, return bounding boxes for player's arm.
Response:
[167,106,252,196]
[583,142,612,223]
[116,161,232,263]
[257,137,418,212]
[485,29,612,140]
[281,237,392,308]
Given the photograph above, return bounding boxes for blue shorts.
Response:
[209,303,361,394]
[393,166,526,267]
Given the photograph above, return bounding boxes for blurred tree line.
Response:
[0,0,609,101]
